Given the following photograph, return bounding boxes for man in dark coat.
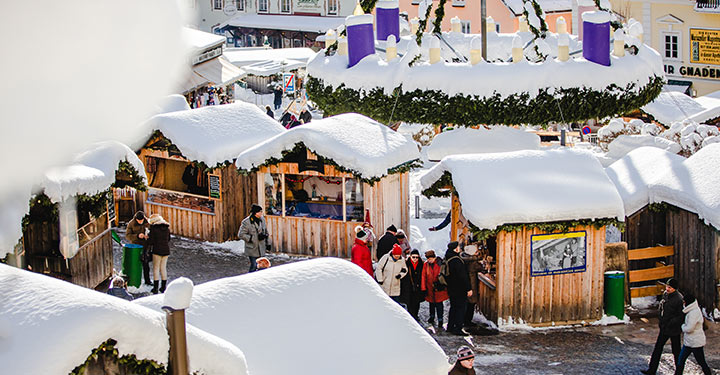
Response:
[238,204,270,273]
[401,249,424,321]
[376,225,398,260]
[445,241,472,336]
[299,108,312,124]
[642,278,685,375]
[265,105,274,118]
[273,85,283,110]
[125,211,151,285]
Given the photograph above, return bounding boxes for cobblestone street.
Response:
[113,229,719,374]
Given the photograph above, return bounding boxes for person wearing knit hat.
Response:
[376,224,399,261]
[402,249,425,321]
[449,346,475,374]
[421,249,448,327]
[351,226,373,276]
[642,278,684,374]
[396,229,411,256]
[374,243,408,303]
[238,203,270,273]
[445,240,472,336]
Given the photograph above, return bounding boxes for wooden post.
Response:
[481,0,487,59]
[342,177,347,222]
[281,173,286,217]
[166,309,189,375]
[450,192,460,242]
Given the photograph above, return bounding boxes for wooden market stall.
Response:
[235,113,421,258]
[420,149,626,326]
[138,102,285,242]
[607,144,720,311]
[21,141,147,289]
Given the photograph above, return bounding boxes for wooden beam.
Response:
[630,284,664,298]
[628,245,674,260]
[628,265,674,283]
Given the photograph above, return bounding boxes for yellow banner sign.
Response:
[690,28,720,65]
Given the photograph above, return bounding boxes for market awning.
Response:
[179,70,211,94]
[193,55,246,87]
[243,59,305,76]
[219,14,344,34]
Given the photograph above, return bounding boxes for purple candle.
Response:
[376,0,399,42]
[346,14,375,68]
[582,11,611,66]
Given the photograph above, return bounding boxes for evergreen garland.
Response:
[70,338,166,375]
[521,0,550,61]
[306,76,664,126]
[592,0,623,30]
[469,218,625,241]
[415,2,434,45]
[421,171,454,198]
[431,0,448,35]
[360,0,378,13]
[112,161,147,192]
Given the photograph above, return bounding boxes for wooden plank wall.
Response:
[666,208,720,310]
[266,215,356,257]
[220,168,257,241]
[477,282,498,322]
[495,225,606,325]
[365,172,410,237]
[68,231,113,288]
[143,196,220,242]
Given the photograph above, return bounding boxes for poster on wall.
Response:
[531,231,586,277]
[208,174,222,200]
[690,28,720,66]
[294,0,323,13]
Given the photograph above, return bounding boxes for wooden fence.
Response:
[628,245,674,298]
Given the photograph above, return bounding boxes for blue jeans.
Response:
[248,256,258,273]
[429,302,444,323]
[675,346,712,375]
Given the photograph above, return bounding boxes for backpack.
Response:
[436,256,458,289]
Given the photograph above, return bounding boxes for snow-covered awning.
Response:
[642,90,720,126]
[235,113,421,180]
[503,0,571,16]
[243,59,305,76]
[178,70,211,94]
[140,102,286,167]
[183,27,225,52]
[219,14,344,34]
[420,149,626,230]
[605,146,686,217]
[193,55,246,87]
[224,47,318,67]
[426,127,540,161]
[649,143,720,231]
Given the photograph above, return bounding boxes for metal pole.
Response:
[165,308,189,375]
[481,0,487,60]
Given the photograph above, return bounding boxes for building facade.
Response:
[611,0,720,96]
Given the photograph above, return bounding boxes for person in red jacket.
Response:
[351,226,373,276]
[421,250,449,327]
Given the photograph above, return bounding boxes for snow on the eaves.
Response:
[0,264,247,375]
[183,27,225,52]
[235,113,421,179]
[606,134,681,160]
[141,102,286,167]
[641,91,706,125]
[649,143,720,230]
[134,258,449,375]
[224,47,318,67]
[605,147,686,216]
[41,141,147,203]
[426,127,540,161]
[155,94,191,114]
[420,149,625,230]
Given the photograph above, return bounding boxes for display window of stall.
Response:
[145,156,216,214]
[263,173,364,221]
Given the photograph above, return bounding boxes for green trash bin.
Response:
[604,271,625,319]
[122,244,144,288]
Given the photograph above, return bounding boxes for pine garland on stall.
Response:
[70,339,167,375]
[415,0,434,45]
[470,218,625,241]
[431,0,448,35]
[521,0,550,61]
[112,161,147,192]
[360,0,378,13]
[307,76,664,126]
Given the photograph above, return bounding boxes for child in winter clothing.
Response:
[449,346,475,375]
[674,293,712,375]
[106,277,133,301]
[351,226,373,276]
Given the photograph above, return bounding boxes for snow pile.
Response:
[0,264,247,375]
[606,135,681,160]
[0,188,33,257]
[426,127,540,161]
[631,296,658,310]
[397,123,436,146]
[202,240,246,256]
[420,149,625,230]
[42,141,147,203]
[135,258,449,375]
[642,90,720,126]
[140,102,286,166]
[163,277,194,311]
[658,121,720,156]
[235,113,421,179]
[649,143,720,230]
[156,94,191,114]
[591,314,631,325]
[605,147,686,216]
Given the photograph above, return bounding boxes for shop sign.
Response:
[294,0,323,13]
[192,46,223,65]
[690,28,720,66]
[208,174,222,200]
[531,231,587,277]
[664,62,720,81]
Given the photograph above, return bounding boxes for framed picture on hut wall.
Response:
[530,231,587,277]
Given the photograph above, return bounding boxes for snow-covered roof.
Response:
[219,14,344,33]
[426,127,540,161]
[243,59,305,76]
[606,134,682,160]
[41,141,147,203]
[140,102,286,166]
[0,264,247,375]
[183,27,225,52]
[155,94,191,115]
[504,0,571,15]
[134,258,449,375]
[224,47,317,67]
[235,113,421,179]
[605,147,686,217]
[649,143,720,230]
[420,149,625,230]
[642,90,720,126]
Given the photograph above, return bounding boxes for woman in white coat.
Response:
[674,293,712,375]
[374,244,407,304]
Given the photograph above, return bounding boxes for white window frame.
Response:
[258,0,268,13]
[452,0,466,7]
[236,0,244,11]
[281,0,291,13]
[461,20,471,34]
[662,31,681,61]
[213,0,223,10]
[327,0,338,15]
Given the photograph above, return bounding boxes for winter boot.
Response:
[152,281,159,294]
[428,317,435,325]
[438,319,444,329]
[160,280,168,293]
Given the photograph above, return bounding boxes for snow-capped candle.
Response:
[512,35,524,63]
[518,15,529,32]
[337,36,348,56]
[386,34,397,61]
[410,17,419,34]
[451,16,461,33]
[325,29,336,49]
[582,11,611,66]
[557,33,569,61]
[345,14,374,67]
[376,0,400,42]
[429,36,441,64]
[486,16,495,33]
[614,29,625,57]
[556,16,567,34]
[470,36,482,65]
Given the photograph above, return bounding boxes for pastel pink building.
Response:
[399,0,573,34]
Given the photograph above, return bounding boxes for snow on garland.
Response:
[599,118,720,156]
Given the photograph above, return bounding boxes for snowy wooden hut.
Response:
[21,141,147,288]
[235,113,421,257]
[420,149,625,325]
[425,127,540,162]
[608,144,720,310]
[137,102,285,242]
